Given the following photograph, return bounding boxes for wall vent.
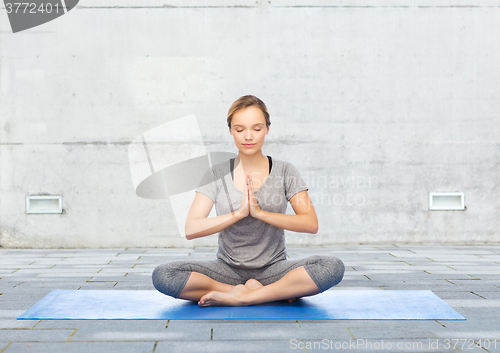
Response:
[26,195,62,214]
[429,192,465,211]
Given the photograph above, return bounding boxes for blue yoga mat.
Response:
[18,289,465,320]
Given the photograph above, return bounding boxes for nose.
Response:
[245,131,253,141]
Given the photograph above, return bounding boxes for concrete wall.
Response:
[1,0,499,248]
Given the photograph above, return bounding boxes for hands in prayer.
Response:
[237,174,262,219]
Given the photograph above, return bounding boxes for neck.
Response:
[236,152,267,171]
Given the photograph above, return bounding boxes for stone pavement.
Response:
[0,245,499,353]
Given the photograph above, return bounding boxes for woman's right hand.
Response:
[237,175,250,219]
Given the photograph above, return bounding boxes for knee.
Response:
[325,255,345,287]
[151,263,171,292]
[330,256,345,281]
[152,262,189,299]
[310,255,345,290]
[152,263,167,288]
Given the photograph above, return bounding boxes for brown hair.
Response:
[227,95,271,129]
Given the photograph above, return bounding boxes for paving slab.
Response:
[0,319,39,329]
[155,339,297,353]
[35,320,169,330]
[0,245,498,352]
[4,342,155,353]
[0,329,75,341]
[346,326,439,340]
[69,327,205,342]
[210,322,303,341]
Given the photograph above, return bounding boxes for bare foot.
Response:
[198,284,249,307]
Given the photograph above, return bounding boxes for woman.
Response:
[152,95,344,307]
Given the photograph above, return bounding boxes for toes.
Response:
[199,298,211,307]
[198,293,212,306]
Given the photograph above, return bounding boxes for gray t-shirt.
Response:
[194,156,309,269]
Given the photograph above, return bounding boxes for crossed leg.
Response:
[198,266,320,307]
[177,272,235,301]
[243,279,297,303]
[178,273,299,304]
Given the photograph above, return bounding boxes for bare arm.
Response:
[185,182,250,240]
[254,190,318,234]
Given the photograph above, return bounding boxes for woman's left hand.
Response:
[247,175,262,218]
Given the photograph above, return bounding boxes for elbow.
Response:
[310,220,319,234]
[185,227,196,240]
[308,214,318,234]
[184,224,194,240]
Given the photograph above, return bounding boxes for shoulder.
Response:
[271,158,298,173]
[205,158,231,178]
[269,157,287,168]
[211,158,231,171]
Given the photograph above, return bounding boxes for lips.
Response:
[243,144,255,148]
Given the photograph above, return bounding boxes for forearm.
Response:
[256,210,318,234]
[185,211,244,240]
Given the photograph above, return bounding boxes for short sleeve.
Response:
[194,167,218,202]
[284,162,309,201]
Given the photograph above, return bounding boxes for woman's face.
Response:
[229,105,269,156]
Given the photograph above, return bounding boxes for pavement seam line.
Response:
[435,320,446,327]
[473,339,491,352]
[300,339,309,353]
[66,328,78,341]
[470,291,486,299]
[346,327,356,339]
[467,274,480,280]
[0,342,12,353]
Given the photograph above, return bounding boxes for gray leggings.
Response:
[152,255,345,299]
